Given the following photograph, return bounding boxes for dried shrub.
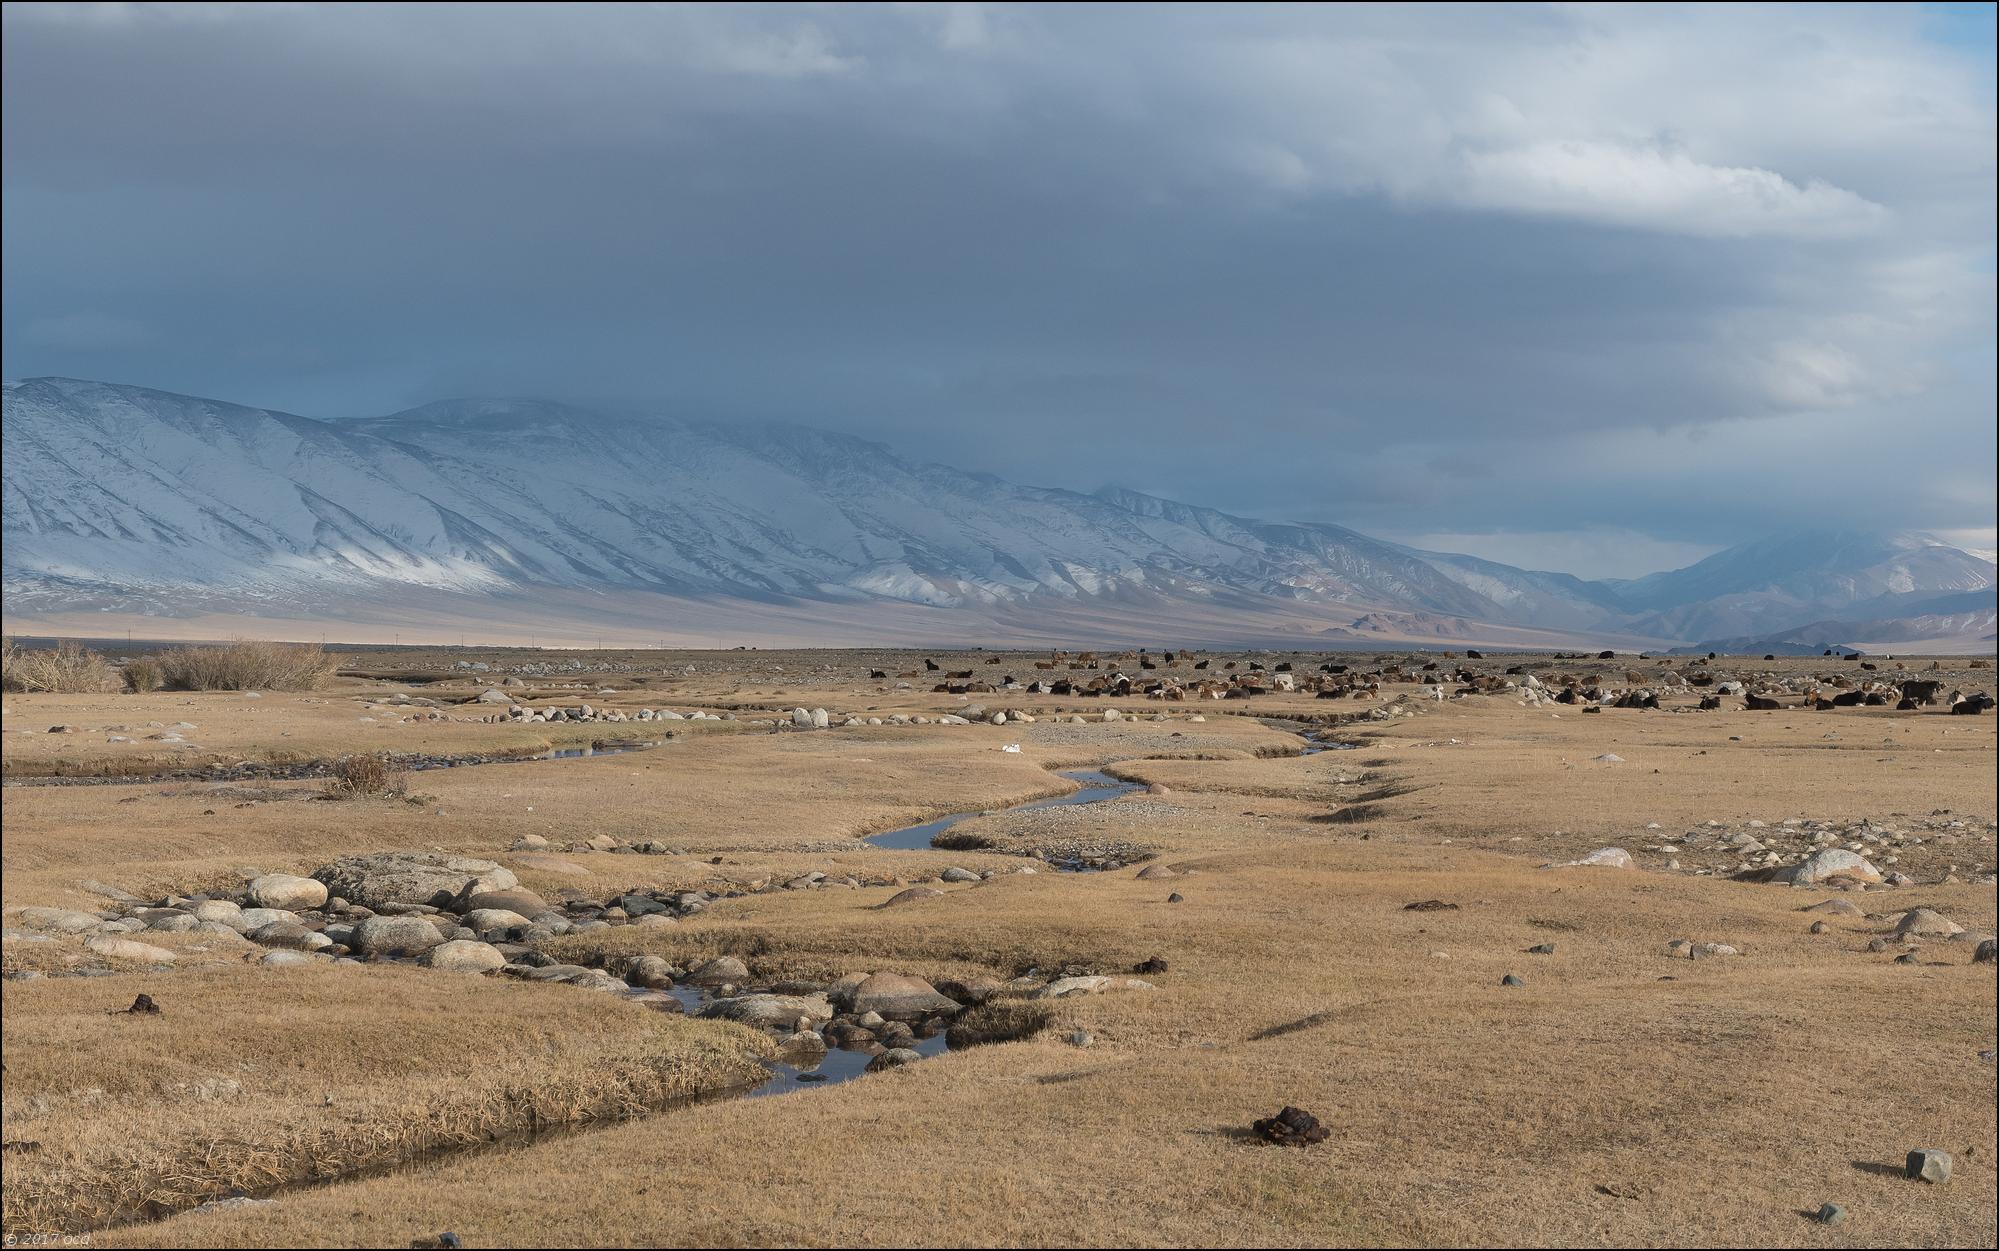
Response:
[322,752,408,799]
[152,640,339,691]
[121,656,165,693]
[1,638,121,693]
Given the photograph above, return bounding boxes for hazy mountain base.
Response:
[0,582,1671,652]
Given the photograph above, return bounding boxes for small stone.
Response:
[1813,1203,1847,1226]
[1500,974,1524,987]
[1905,1149,1951,1184]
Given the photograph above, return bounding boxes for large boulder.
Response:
[1894,908,1964,938]
[85,934,176,964]
[419,939,507,974]
[190,899,248,928]
[461,888,548,916]
[313,853,518,910]
[1777,849,1882,887]
[684,956,750,986]
[349,914,447,958]
[247,873,328,912]
[461,908,533,933]
[700,993,834,1028]
[845,972,960,1019]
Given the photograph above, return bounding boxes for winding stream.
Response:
[861,767,1144,853]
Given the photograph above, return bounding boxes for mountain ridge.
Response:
[4,377,1992,650]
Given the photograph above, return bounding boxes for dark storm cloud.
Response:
[4,2,1993,575]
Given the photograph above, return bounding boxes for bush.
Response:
[1,638,121,694]
[151,641,340,692]
[122,657,165,693]
[322,752,408,799]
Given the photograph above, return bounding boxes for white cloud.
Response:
[1458,139,1887,239]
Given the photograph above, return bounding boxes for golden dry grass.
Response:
[0,963,775,1235]
[2,647,1993,1248]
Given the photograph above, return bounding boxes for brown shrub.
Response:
[151,640,339,691]
[0,638,121,693]
[321,752,408,799]
[121,656,165,693]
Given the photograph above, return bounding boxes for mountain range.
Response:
[3,377,1993,651]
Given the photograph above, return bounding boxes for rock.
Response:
[934,976,1000,1005]
[259,950,317,967]
[1800,898,1865,917]
[1559,848,1633,870]
[349,915,447,958]
[462,888,548,916]
[124,993,162,1014]
[1032,975,1155,1000]
[1975,938,1997,964]
[684,955,750,985]
[461,908,532,933]
[865,1047,922,1072]
[1066,1029,1094,1048]
[1403,899,1457,911]
[247,920,318,949]
[1252,1106,1328,1146]
[1499,973,1524,987]
[11,907,105,934]
[85,935,175,964]
[1134,864,1179,880]
[419,940,506,973]
[701,993,834,1028]
[1166,892,1185,903]
[1813,1203,1847,1226]
[874,887,943,909]
[190,899,247,928]
[1893,908,1963,938]
[939,867,980,883]
[313,853,518,910]
[1525,943,1556,955]
[847,972,961,1018]
[1905,1149,1951,1184]
[247,873,328,911]
[1777,848,1881,887]
[624,955,675,989]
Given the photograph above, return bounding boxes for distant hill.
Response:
[5,378,1993,649]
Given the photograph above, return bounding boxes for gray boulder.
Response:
[247,873,327,911]
[419,939,506,973]
[313,853,518,909]
[349,914,447,958]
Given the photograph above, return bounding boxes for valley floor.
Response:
[3,649,1995,1247]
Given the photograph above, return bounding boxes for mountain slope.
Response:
[4,378,1992,649]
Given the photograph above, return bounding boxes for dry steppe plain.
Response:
[3,645,1995,1248]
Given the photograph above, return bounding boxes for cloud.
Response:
[1458,140,1887,238]
[0,2,1991,576]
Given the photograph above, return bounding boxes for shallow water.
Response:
[861,767,1144,852]
[658,984,951,1097]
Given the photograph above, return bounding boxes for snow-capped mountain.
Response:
[3,378,1992,649]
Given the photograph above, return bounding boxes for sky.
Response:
[3,2,1994,579]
